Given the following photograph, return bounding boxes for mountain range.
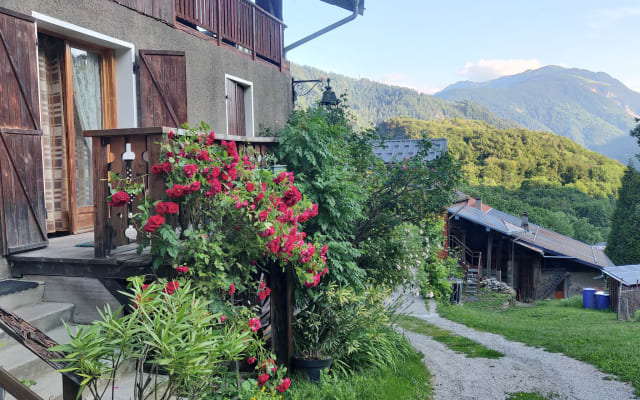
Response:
[435,66,640,163]
[291,64,640,163]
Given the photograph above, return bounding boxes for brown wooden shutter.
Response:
[0,7,48,255]
[226,79,246,136]
[138,50,187,128]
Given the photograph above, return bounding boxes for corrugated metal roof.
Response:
[447,203,613,269]
[372,139,448,163]
[603,265,640,286]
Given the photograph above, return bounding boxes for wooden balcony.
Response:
[174,0,285,67]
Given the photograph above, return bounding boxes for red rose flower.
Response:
[248,317,261,332]
[246,182,255,192]
[282,186,302,207]
[176,265,189,274]
[155,201,179,215]
[221,315,227,322]
[258,287,271,301]
[189,181,201,193]
[247,356,256,365]
[164,281,179,295]
[150,164,164,175]
[167,130,175,140]
[277,377,291,392]
[183,164,198,178]
[108,191,130,207]
[166,185,186,199]
[161,161,172,173]
[143,214,165,233]
[228,283,236,296]
[257,373,270,386]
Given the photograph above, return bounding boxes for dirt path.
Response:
[398,293,637,400]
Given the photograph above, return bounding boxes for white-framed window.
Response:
[32,12,137,128]
[225,74,254,137]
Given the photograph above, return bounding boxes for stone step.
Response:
[0,302,74,346]
[0,280,44,311]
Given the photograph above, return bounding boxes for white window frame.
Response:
[224,74,255,138]
[32,12,137,128]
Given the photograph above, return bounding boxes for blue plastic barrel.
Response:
[596,292,610,310]
[583,288,596,309]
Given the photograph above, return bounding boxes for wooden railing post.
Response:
[0,367,44,400]
[251,5,256,60]
[270,261,294,369]
[216,0,222,46]
[93,136,111,258]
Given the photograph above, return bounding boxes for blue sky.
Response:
[283,1,639,93]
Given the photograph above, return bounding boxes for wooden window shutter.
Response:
[138,50,187,128]
[226,79,246,137]
[0,7,48,254]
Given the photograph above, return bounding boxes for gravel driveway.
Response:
[397,292,637,400]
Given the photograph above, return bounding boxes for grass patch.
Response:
[439,289,640,396]
[397,315,504,359]
[286,350,432,400]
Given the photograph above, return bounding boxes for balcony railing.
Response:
[174,0,284,67]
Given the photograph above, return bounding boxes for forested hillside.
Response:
[378,117,625,243]
[436,66,640,163]
[291,64,519,130]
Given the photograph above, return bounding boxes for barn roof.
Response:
[448,202,614,270]
[372,139,448,163]
[602,264,640,286]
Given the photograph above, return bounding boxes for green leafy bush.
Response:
[294,283,413,374]
[54,278,287,399]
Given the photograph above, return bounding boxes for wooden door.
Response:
[138,50,187,128]
[0,8,48,254]
[63,42,116,233]
[226,79,246,136]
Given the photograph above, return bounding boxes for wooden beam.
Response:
[270,261,294,369]
[0,367,44,400]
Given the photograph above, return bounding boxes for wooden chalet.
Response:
[447,195,614,301]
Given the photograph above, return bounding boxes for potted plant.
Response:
[292,284,342,382]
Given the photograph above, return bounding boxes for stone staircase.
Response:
[448,235,483,295]
[0,279,162,400]
[0,279,74,400]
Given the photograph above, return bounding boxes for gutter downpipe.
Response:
[284,0,361,56]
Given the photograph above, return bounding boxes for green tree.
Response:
[606,165,640,265]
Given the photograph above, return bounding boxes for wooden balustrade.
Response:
[84,127,278,258]
[174,0,284,66]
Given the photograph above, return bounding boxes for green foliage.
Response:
[291,64,520,130]
[380,117,625,198]
[277,105,462,288]
[52,277,281,399]
[276,106,367,286]
[286,347,431,400]
[438,289,640,396]
[397,315,504,359]
[379,117,625,244]
[293,284,411,375]
[435,65,640,163]
[606,165,640,264]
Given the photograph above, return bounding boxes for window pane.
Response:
[70,47,103,207]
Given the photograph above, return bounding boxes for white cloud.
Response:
[459,59,542,82]
[373,73,442,94]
